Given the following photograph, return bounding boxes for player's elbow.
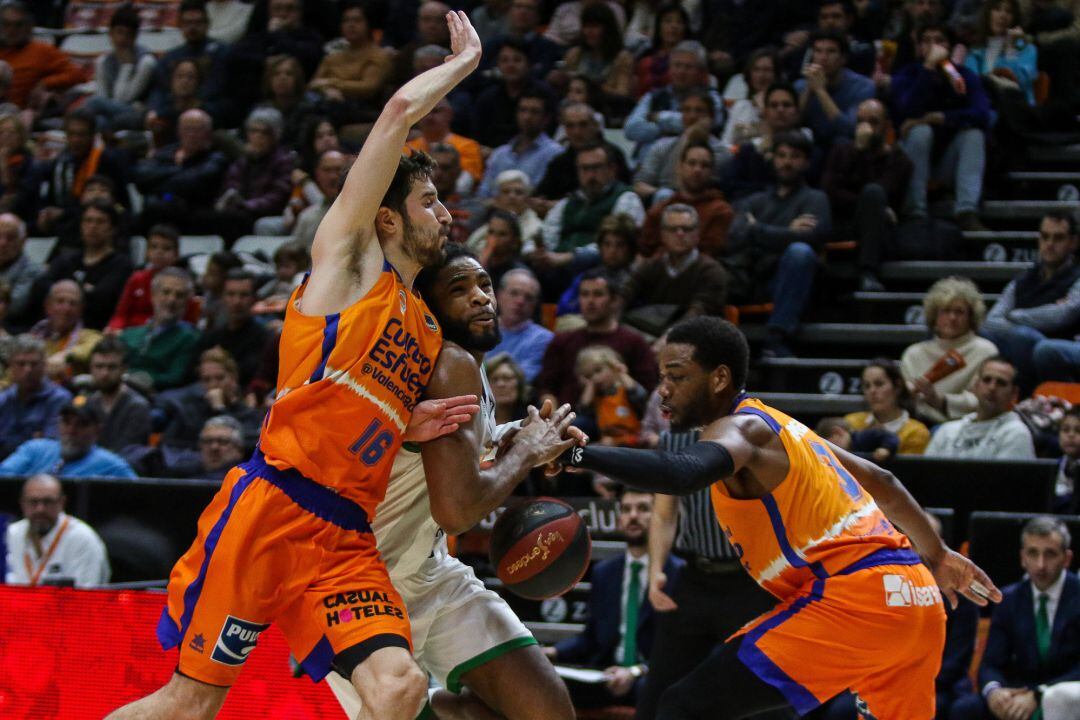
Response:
[381,94,412,124]
[430,500,475,536]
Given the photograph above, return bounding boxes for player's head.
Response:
[378,151,452,267]
[414,243,500,352]
[658,316,749,430]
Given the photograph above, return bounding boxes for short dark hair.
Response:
[915,21,954,45]
[773,130,813,158]
[81,197,119,227]
[809,28,849,55]
[819,0,855,17]
[109,3,141,30]
[575,141,616,166]
[381,151,437,218]
[496,36,529,60]
[207,250,243,273]
[224,268,257,287]
[666,316,749,390]
[148,223,180,249]
[91,335,128,360]
[978,355,1017,384]
[64,106,97,135]
[85,174,117,198]
[179,0,208,15]
[487,208,522,242]
[579,266,615,294]
[1044,209,1079,236]
[1063,405,1080,425]
[414,242,479,302]
[764,81,798,107]
[517,88,553,116]
[680,87,716,116]
[680,140,714,162]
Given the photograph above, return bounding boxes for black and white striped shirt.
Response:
[661,430,739,561]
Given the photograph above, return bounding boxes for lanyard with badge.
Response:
[24,516,70,586]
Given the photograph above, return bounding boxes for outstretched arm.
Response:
[305,12,481,310]
[825,441,1002,608]
[560,440,738,495]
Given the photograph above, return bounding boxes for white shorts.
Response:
[326,554,535,714]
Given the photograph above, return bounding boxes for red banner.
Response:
[0,585,342,719]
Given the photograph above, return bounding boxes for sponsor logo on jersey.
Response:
[366,318,434,409]
[883,574,941,607]
[211,615,269,666]
[399,289,408,315]
[424,313,439,333]
[323,589,405,626]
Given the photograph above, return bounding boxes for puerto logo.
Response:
[883,574,941,608]
[211,615,269,666]
[323,589,404,627]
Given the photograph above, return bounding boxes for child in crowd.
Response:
[816,416,900,463]
[1056,406,1080,512]
[253,241,310,318]
[106,223,198,331]
[575,345,647,447]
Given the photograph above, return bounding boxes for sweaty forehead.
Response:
[661,342,697,366]
[439,256,486,284]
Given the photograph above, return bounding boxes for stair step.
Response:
[880,261,1024,282]
[982,200,1080,219]
[852,291,1001,303]
[1007,172,1080,182]
[744,322,926,345]
[1028,144,1080,162]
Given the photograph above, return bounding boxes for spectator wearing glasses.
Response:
[0,335,71,458]
[4,474,110,587]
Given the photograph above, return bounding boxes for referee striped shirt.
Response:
[661,430,739,561]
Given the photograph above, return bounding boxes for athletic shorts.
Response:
[156,452,412,687]
[733,548,947,719]
[326,553,536,716]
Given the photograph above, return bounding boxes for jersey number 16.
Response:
[350,418,394,466]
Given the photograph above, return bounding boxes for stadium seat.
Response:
[179,235,225,257]
[129,235,147,267]
[968,511,1080,589]
[24,237,58,266]
[136,28,183,54]
[59,31,112,56]
[233,235,292,259]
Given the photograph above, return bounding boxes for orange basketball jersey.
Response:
[712,395,914,601]
[258,262,442,520]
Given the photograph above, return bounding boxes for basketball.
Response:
[489,498,592,600]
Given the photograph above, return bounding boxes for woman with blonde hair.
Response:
[900,276,999,424]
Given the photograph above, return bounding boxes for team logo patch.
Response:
[211,615,269,666]
[883,574,941,608]
[399,289,408,315]
[424,313,439,333]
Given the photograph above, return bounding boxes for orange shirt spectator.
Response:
[0,4,86,107]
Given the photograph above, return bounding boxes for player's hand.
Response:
[403,394,480,442]
[602,666,636,697]
[928,548,1002,609]
[648,571,678,612]
[518,402,579,467]
[444,10,481,67]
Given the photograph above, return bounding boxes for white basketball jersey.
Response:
[374,363,498,582]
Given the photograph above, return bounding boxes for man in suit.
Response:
[952,516,1080,720]
[544,488,684,708]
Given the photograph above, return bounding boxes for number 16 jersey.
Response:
[259,262,443,521]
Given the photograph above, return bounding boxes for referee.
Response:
[634,429,781,720]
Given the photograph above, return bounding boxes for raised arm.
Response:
[421,344,577,535]
[307,13,481,298]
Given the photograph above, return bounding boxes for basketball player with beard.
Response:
[108,13,489,720]
[556,316,1002,719]
[327,244,580,720]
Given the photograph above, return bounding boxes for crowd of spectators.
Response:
[0,0,1078,715]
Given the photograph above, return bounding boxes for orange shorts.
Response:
[733,549,947,719]
[156,453,411,687]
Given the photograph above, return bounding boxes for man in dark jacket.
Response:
[544,489,685,708]
[134,109,228,233]
[951,516,1080,720]
[821,98,913,291]
[725,132,832,358]
[891,22,990,231]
